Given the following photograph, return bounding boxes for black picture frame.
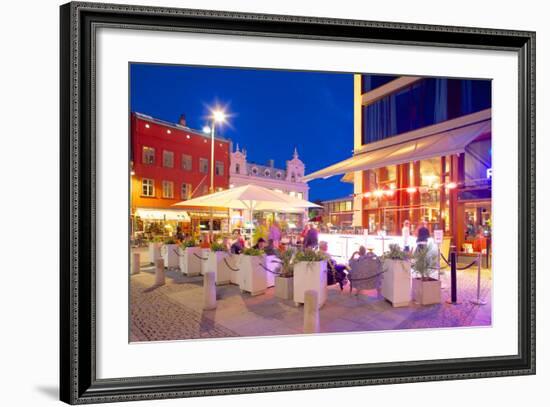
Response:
[60,2,536,404]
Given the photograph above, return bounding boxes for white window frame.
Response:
[181,183,192,200]
[142,146,155,165]
[142,178,154,197]
[162,180,174,199]
[215,161,224,176]
[199,158,209,174]
[181,154,192,171]
[163,150,174,168]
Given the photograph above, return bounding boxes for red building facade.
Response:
[130,112,230,236]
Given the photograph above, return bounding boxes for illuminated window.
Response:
[162,181,174,198]
[142,178,154,197]
[199,158,209,173]
[163,151,174,168]
[215,161,224,176]
[181,183,192,199]
[297,192,304,200]
[181,154,192,171]
[345,200,352,211]
[142,146,155,164]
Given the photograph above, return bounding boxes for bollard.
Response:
[303,289,320,334]
[470,253,487,305]
[446,251,461,305]
[155,258,165,286]
[203,271,217,310]
[132,253,141,275]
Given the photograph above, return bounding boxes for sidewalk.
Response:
[130,264,492,342]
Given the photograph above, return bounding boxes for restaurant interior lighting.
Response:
[446,182,458,189]
[363,192,372,198]
[406,186,417,194]
[373,189,384,198]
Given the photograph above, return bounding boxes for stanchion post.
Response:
[203,271,217,310]
[470,253,487,305]
[446,249,461,305]
[303,289,320,334]
[155,258,165,286]
[132,252,140,275]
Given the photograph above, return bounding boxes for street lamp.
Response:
[207,108,227,236]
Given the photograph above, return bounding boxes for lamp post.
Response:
[204,109,226,238]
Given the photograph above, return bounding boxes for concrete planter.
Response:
[264,255,280,288]
[239,255,268,296]
[148,242,161,265]
[293,260,327,308]
[381,259,411,307]
[162,244,179,268]
[275,276,294,300]
[200,248,211,275]
[412,277,441,305]
[179,247,202,276]
[228,254,242,284]
[206,251,231,285]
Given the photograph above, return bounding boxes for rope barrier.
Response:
[259,263,283,275]
[440,252,450,266]
[223,257,240,272]
[456,259,479,270]
[193,253,209,261]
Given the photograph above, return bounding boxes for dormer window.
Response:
[252,167,258,175]
[264,169,270,177]
[276,172,282,179]
[291,172,296,182]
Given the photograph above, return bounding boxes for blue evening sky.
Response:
[130,64,354,202]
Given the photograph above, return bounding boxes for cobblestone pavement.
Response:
[130,259,492,342]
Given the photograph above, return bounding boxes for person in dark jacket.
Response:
[303,224,319,249]
[416,220,430,244]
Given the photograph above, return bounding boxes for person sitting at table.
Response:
[304,223,319,249]
[263,238,279,256]
[319,241,348,290]
[349,245,368,262]
[252,237,267,250]
[230,230,245,254]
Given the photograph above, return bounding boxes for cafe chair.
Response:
[348,253,382,296]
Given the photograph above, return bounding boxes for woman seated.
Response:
[349,245,367,262]
[318,241,348,290]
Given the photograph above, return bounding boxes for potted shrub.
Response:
[239,248,267,296]
[205,242,231,285]
[381,244,412,307]
[178,239,201,277]
[412,244,441,305]
[147,236,163,265]
[293,249,328,308]
[162,238,179,269]
[272,248,295,300]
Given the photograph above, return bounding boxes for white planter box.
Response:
[228,254,242,284]
[206,251,231,285]
[264,255,279,288]
[293,260,327,308]
[148,242,161,265]
[200,248,211,275]
[239,255,268,296]
[412,278,441,305]
[275,276,293,300]
[381,259,412,307]
[162,244,179,268]
[179,247,202,276]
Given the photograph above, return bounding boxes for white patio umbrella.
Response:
[172,184,320,224]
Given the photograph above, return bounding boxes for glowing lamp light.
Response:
[373,189,384,198]
[202,126,211,134]
[144,123,150,129]
[212,109,226,123]
[186,135,191,139]
[384,189,395,197]
[389,183,396,190]
[130,170,135,176]
[446,182,458,189]
[363,192,372,198]
[166,129,171,134]
[406,187,417,194]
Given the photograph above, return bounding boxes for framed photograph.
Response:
[60,2,535,404]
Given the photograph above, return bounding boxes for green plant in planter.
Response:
[164,238,177,245]
[152,236,164,243]
[294,249,328,263]
[272,248,295,278]
[242,247,264,256]
[180,239,197,249]
[210,242,227,252]
[382,243,410,260]
[413,244,438,280]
